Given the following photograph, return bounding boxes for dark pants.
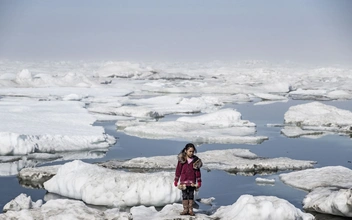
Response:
[182,186,195,200]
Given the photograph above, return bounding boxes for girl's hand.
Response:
[174,181,178,187]
[197,182,201,188]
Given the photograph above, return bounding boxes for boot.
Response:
[188,200,195,216]
[180,200,189,215]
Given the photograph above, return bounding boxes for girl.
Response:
[174,143,202,216]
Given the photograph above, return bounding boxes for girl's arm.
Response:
[174,161,182,182]
[196,169,201,184]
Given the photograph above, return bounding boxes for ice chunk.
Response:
[0,198,132,220]
[3,193,42,212]
[303,187,352,217]
[255,177,275,185]
[284,102,352,131]
[280,166,352,191]
[43,160,182,207]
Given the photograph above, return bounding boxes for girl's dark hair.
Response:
[181,143,197,154]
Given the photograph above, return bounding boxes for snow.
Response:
[0,101,115,156]
[43,160,182,207]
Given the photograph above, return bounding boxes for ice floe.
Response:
[99,148,315,173]
[280,126,326,138]
[282,102,352,137]
[18,165,60,187]
[303,187,352,217]
[0,101,115,156]
[280,166,352,217]
[0,150,107,178]
[117,108,268,144]
[280,166,352,191]
[255,177,276,185]
[43,160,182,207]
[17,149,315,189]
[284,102,352,129]
[89,96,223,119]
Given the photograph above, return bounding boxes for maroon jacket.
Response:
[174,153,202,186]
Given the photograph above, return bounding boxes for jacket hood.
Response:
[177,153,203,169]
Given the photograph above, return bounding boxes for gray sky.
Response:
[0,0,351,63]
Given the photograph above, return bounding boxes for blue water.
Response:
[1,99,352,217]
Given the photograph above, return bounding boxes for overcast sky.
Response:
[0,0,351,63]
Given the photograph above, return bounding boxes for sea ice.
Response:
[43,160,182,207]
[280,166,352,191]
[303,187,352,217]
[99,148,315,173]
[255,177,276,185]
[283,102,352,136]
[280,166,352,217]
[1,193,313,220]
[3,193,42,212]
[117,108,268,144]
[130,195,314,220]
[210,195,314,220]
[0,197,132,220]
[0,101,115,156]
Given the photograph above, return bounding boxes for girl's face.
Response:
[185,147,195,158]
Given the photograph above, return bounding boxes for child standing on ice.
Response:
[174,143,202,216]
